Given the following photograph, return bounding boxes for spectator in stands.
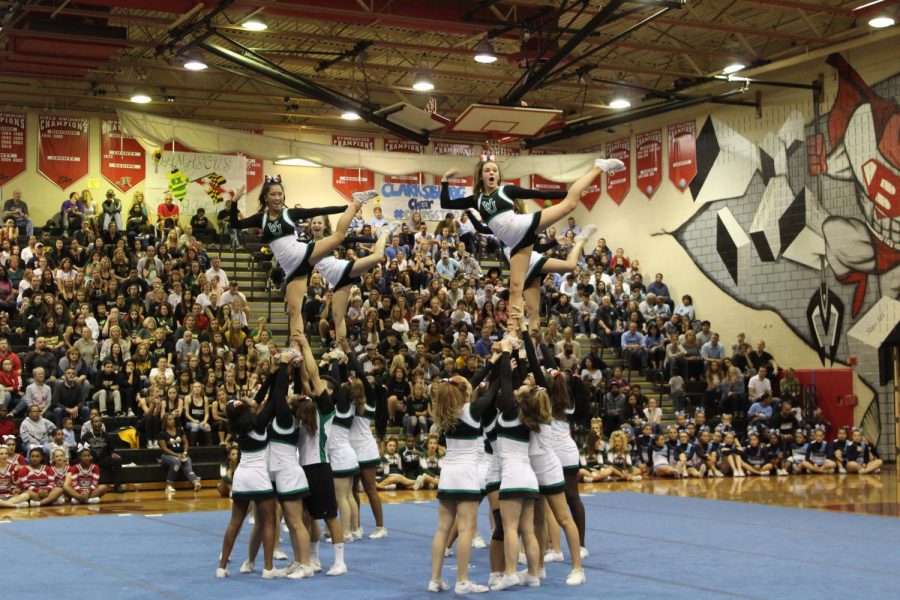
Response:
[646,273,670,302]
[562,216,580,236]
[205,257,229,291]
[20,404,55,454]
[51,367,89,426]
[24,366,52,415]
[748,393,774,426]
[156,192,180,239]
[0,358,22,416]
[749,340,776,377]
[700,332,725,371]
[674,294,695,322]
[3,190,32,236]
[101,189,123,232]
[125,191,150,241]
[621,322,647,371]
[92,360,123,417]
[190,208,216,243]
[61,191,86,235]
[748,366,772,407]
[81,413,125,493]
[368,205,389,234]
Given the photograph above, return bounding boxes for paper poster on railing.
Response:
[144,150,247,223]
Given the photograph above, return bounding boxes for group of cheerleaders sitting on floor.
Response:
[0,442,109,509]
[577,415,883,480]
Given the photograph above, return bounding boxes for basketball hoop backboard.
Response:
[375,102,449,133]
[451,104,562,137]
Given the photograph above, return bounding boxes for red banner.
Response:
[578,144,602,211]
[39,114,89,190]
[433,142,474,187]
[528,148,567,207]
[100,119,145,193]
[668,120,697,192]
[332,135,375,201]
[605,138,631,205]
[0,112,26,185]
[383,137,424,186]
[635,128,662,200]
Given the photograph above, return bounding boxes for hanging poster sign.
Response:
[579,144,603,211]
[635,128,662,200]
[529,148,567,207]
[668,120,697,191]
[0,112,26,185]
[145,150,247,219]
[38,114,89,190]
[332,134,375,201]
[100,118,145,193]
[606,138,631,205]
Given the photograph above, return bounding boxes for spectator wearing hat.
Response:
[101,189,123,232]
[435,251,460,283]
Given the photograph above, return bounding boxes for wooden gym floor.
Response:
[2,467,895,522]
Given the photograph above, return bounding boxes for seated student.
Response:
[414,435,443,491]
[49,448,70,498]
[578,431,609,483]
[715,413,734,436]
[649,434,679,478]
[375,437,416,491]
[690,430,715,477]
[738,430,773,476]
[4,435,27,467]
[801,426,836,474]
[717,431,743,477]
[633,423,654,477]
[217,445,240,498]
[605,430,640,481]
[17,447,65,507]
[831,426,849,475]
[765,431,788,476]
[64,444,108,504]
[844,428,883,475]
[785,429,810,474]
[674,430,701,478]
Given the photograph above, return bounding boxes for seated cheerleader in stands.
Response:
[578,431,609,483]
[717,431,743,477]
[649,434,679,478]
[674,430,701,478]
[415,435,443,491]
[605,430,641,482]
[765,431,788,476]
[3,435,26,467]
[634,424,654,477]
[739,430,773,476]
[715,413,734,436]
[63,444,109,504]
[801,426,836,474]
[0,445,31,508]
[702,430,724,477]
[376,437,416,491]
[831,427,849,474]
[844,428,883,475]
[785,429,809,474]
[18,448,64,507]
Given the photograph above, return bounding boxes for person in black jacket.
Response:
[80,414,125,493]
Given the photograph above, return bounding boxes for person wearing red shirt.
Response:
[64,445,108,505]
[0,445,31,508]
[0,338,21,375]
[156,192,181,239]
[17,447,64,507]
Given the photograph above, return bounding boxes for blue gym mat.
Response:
[2,491,898,599]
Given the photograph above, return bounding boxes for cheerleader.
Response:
[0,445,30,508]
[229,175,373,352]
[17,448,64,507]
[467,210,596,335]
[308,216,397,342]
[217,356,281,579]
[49,448,69,500]
[376,437,416,490]
[217,446,240,498]
[343,341,387,539]
[674,430,701,478]
[519,330,585,583]
[704,430,724,477]
[765,431,787,476]
[578,432,609,482]
[785,429,809,474]
[801,426,836,474]
[533,336,587,551]
[3,435,26,467]
[831,427,849,474]
[738,431,773,476]
[717,431,742,477]
[416,435,443,490]
[649,434,679,478]
[606,430,640,481]
[845,428,883,474]
[440,157,624,337]
[324,353,361,545]
[294,334,347,577]
[428,359,500,593]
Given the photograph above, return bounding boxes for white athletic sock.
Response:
[311,541,319,562]
[333,542,344,564]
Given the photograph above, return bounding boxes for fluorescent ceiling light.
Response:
[723,63,746,74]
[474,39,497,64]
[609,97,631,109]
[274,158,322,167]
[242,16,267,31]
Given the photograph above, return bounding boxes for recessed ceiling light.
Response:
[609,97,631,109]
[723,63,746,75]
[242,16,267,31]
[130,92,152,104]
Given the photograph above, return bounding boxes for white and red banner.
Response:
[432,142,474,187]
[529,148,567,207]
[579,144,603,211]
[668,120,697,191]
[0,112,26,185]
[381,137,428,220]
[383,137,424,185]
[38,114,89,190]
[605,138,631,205]
[331,134,375,201]
[635,128,662,200]
[100,118,145,193]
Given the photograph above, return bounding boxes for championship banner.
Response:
[0,112,26,185]
[38,114,89,190]
[529,148,566,207]
[145,150,247,221]
[381,137,428,220]
[100,119,145,193]
[635,128,662,200]
[668,120,697,191]
[332,135,375,201]
[606,138,631,206]
[236,129,263,194]
[432,142,474,188]
[579,144,602,211]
